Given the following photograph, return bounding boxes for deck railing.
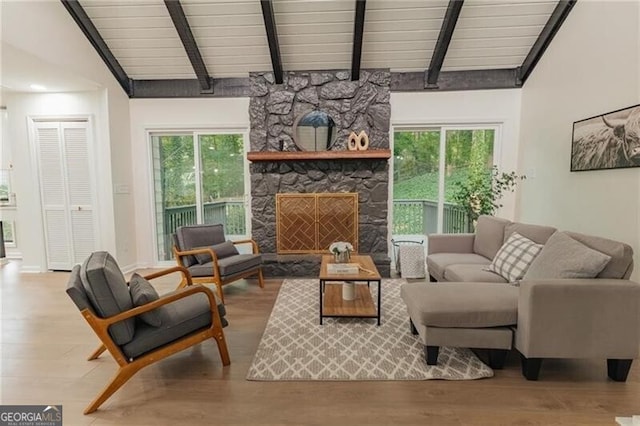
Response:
[392,199,471,235]
[161,200,245,260]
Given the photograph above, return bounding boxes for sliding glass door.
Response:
[152,132,247,261]
[392,126,496,240]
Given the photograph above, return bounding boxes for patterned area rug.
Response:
[247,279,493,381]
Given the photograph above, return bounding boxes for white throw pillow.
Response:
[487,232,543,282]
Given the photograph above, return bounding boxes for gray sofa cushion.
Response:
[444,264,508,283]
[189,254,262,278]
[400,282,518,328]
[473,215,510,260]
[565,231,634,279]
[427,253,490,281]
[504,222,556,245]
[80,251,135,345]
[129,273,166,327]
[121,291,227,360]
[194,241,239,265]
[524,231,611,280]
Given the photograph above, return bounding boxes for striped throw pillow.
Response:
[488,232,543,282]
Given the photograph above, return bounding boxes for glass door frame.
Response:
[389,122,503,245]
[147,127,251,265]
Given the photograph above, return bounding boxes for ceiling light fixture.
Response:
[30,84,46,91]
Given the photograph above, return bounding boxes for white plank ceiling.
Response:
[79,0,560,80]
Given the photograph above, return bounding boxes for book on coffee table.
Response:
[326,263,359,275]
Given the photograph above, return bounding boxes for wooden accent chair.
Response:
[66,251,230,414]
[172,224,264,302]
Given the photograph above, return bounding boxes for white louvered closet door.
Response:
[35,121,96,270]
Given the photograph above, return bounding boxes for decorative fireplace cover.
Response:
[276,193,358,254]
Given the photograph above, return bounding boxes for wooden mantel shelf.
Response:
[247,149,391,162]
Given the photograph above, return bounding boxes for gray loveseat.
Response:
[401,215,640,381]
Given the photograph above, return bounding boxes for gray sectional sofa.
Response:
[401,215,640,381]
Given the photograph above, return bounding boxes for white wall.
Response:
[517,1,640,281]
[129,98,250,267]
[1,1,136,270]
[390,89,523,220]
[3,91,116,271]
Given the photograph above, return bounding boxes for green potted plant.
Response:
[451,165,525,229]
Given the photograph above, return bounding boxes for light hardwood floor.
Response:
[1,260,638,425]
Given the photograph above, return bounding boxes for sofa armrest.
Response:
[515,279,640,359]
[427,233,475,255]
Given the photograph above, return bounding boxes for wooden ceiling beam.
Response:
[426,0,464,88]
[394,69,520,92]
[128,70,519,98]
[164,0,212,93]
[518,0,576,84]
[350,0,367,81]
[260,0,284,84]
[60,0,132,96]
[130,78,250,98]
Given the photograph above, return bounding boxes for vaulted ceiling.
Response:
[62,0,576,97]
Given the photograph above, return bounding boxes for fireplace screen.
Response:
[276,193,358,254]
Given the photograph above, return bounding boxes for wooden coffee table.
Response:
[319,255,382,325]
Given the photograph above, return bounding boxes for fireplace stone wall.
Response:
[248,70,392,277]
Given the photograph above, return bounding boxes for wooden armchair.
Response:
[173,224,265,302]
[66,251,230,414]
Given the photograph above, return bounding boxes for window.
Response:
[2,221,16,247]
[152,132,247,261]
[392,127,496,239]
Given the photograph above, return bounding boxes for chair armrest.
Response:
[174,247,220,262]
[427,233,475,255]
[143,266,193,285]
[232,239,260,254]
[515,279,640,359]
[96,284,219,327]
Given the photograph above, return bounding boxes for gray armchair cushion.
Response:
[66,265,91,312]
[523,231,611,280]
[188,254,262,278]
[217,254,262,277]
[194,241,240,265]
[121,291,228,360]
[129,273,167,327]
[80,251,135,345]
[473,215,510,260]
[176,224,226,267]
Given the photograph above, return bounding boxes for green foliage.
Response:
[158,134,244,208]
[451,166,525,223]
[393,129,496,203]
[393,169,469,201]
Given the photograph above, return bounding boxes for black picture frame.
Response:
[570,103,640,172]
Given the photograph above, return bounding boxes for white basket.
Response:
[397,244,426,279]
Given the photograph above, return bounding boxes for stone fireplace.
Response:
[248,69,391,277]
